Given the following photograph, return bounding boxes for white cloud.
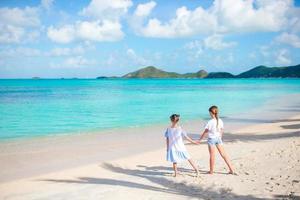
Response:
[80,0,132,20]
[213,0,291,33]
[276,49,291,65]
[259,45,270,57]
[129,1,157,34]
[106,54,116,66]
[126,48,135,56]
[76,20,123,42]
[41,0,54,10]
[183,36,237,66]
[183,35,236,62]
[0,7,40,27]
[290,6,300,32]
[48,0,128,43]
[0,44,89,58]
[27,30,41,42]
[210,52,235,67]
[47,25,75,43]
[49,56,96,69]
[203,34,237,50]
[0,47,41,57]
[134,1,156,17]
[0,25,25,43]
[64,56,93,68]
[126,48,149,65]
[134,0,297,38]
[47,20,123,43]
[258,44,293,66]
[184,40,203,60]
[0,6,41,43]
[139,6,217,38]
[275,32,300,48]
[46,46,85,57]
[184,40,202,50]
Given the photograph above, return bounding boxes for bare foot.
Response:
[229,171,238,175]
[173,171,183,177]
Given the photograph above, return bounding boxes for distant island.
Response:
[122,66,208,78]
[97,64,300,79]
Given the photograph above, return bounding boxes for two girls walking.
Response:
[164,106,234,176]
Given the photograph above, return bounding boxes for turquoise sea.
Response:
[0,78,300,140]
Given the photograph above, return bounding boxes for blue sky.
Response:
[0,0,300,78]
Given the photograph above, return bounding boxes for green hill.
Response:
[206,72,235,78]
[122,66,208,78]
[181,70,208,78]
[237,64,300,78]
[99,64,300,79]
[122,66,181,78]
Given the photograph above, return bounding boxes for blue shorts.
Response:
[207,137,223,146]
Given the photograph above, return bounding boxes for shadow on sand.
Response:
[222,117,300,125]
[37,117,300,199]
[188,130,300,144]
[281,124,300,130]
[38,163,298,199]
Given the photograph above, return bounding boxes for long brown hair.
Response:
[209,105,219,129]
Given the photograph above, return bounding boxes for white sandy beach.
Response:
[1,0,300,199]
[0,95,299,200]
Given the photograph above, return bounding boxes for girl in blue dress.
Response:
[165,114,199,177]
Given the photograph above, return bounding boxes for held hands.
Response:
[185,135,201,145]
[191,139,201,145]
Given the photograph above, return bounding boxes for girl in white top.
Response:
[198,106,234,175]
[165,114,199,177]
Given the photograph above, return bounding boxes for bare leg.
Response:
[216,144,234,173]
[188,159,199,175]
[208,145,215,174]
[172,162,178,177]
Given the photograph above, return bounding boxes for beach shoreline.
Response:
[1,78,300,141]
[0,108,299,199]
[0,90,297,143]
[0,93,299,186]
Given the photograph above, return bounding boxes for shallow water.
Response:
[0,78,299,140]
